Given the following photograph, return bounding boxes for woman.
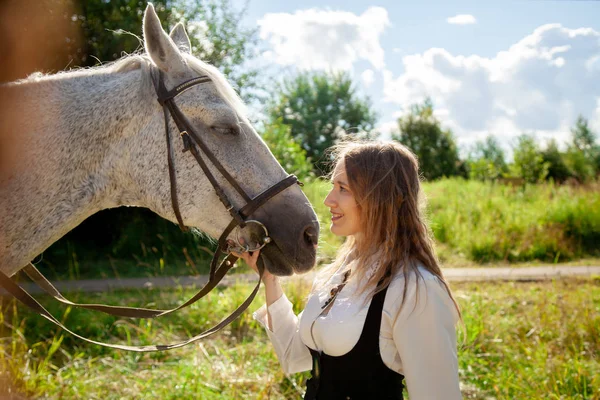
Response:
[234,141,462,399]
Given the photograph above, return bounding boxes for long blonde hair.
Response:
[317,140,461,318]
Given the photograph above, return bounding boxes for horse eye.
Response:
[211,125,239,136]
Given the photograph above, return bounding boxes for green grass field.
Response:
[2,277,599,399]
[2,179,598,398]
[422,179,600,264]
[304,178,600,266]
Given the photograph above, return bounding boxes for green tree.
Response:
[564,115,599,182]
[571,116,597,160]
[267,71,378,173]
[541,139,572,183]
[468,135,507,181]
[565,147,595,183]
[261,119,313,181]
[392,99,462,181]
[72,0,258,100]
[509,134,549,184]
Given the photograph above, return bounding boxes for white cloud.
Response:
[258,7,390,71]
[376,120,398,140]
[591,98,600,134]
[361,69,375,88]
[447,14,477,25]
[383,24,600,149]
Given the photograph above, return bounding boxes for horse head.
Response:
[136,5,319,276]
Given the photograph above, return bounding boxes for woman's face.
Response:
[324,161,363,238]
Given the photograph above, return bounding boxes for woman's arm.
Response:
[392,276,462,400]
[261,274,283,331]
[235,250,313,374]
[233,250,283,330]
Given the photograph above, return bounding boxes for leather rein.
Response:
[0,69,299,352]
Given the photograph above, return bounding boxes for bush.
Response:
[260,119,314,182]
[509,134,549,184]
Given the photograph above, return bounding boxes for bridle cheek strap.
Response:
[162,103,187,231]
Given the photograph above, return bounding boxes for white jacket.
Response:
[253,261,463,400]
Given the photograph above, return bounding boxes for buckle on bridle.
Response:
[180,131,192,152]
[226,220,271,254]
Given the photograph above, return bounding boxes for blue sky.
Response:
[230,0,600,152]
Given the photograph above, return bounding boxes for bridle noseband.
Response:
[0,69,302,352]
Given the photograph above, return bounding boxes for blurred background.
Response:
[1,1,599,399]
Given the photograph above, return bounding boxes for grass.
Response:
[454,279,600,399]
[2,277,599,399]
[423,179,600,264]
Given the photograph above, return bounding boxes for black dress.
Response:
[304,284,405,399]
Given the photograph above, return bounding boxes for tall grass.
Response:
[425,179,600,263]
[454,279,600,399]
[303,178,600,265]
[1,278,598,399]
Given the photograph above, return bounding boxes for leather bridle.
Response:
[0,69,300,352]
[153,69,299,281]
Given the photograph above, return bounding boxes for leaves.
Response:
[260,119,314,181]
[468,135,507,181]
[510,134,550,184]
[392,99,463,181]
[69,0,259,102]
[267,71,378,174]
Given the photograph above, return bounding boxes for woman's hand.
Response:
[231,249,260,273]
[230,249,277,283]
[231,246,283,325]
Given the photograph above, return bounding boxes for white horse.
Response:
[0,4,319,278]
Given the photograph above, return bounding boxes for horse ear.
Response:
[143,4,186,74]
[169,23,192,54]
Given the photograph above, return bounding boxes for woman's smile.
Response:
[324,161,362,237]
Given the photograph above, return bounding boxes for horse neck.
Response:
[0,66,156,274]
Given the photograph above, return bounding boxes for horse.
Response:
[0,4,319,282]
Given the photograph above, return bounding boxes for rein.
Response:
[0,69,300,352]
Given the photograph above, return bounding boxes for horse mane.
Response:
[17,51,249,123]
[183,55,249,124]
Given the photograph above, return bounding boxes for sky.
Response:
[230,0,600,154]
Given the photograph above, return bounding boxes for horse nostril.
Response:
[303,225,319,247]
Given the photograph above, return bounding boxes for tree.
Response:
[468,135,507,181]
[261,119,314,181]
[564,115,599,182]
[541,139,572,183]
[571,115,597,160]
[509,134,549,184]
[267,71,378,173]
[392,99,462,181]
[565,147,595,183]
[69,0,259,101]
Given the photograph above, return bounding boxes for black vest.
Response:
[304,284,405,400]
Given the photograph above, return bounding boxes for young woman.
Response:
[234,141,462,399]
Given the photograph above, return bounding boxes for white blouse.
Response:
[253,261,462,400]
